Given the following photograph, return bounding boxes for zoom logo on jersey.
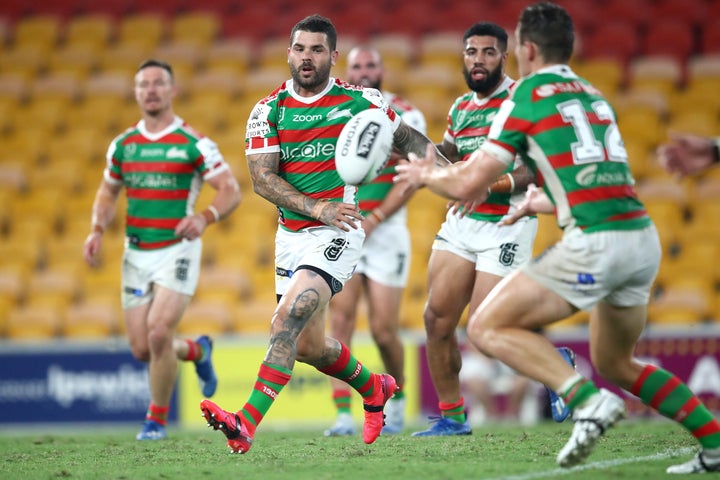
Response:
[324,238,347,261]
[499,242,518,266]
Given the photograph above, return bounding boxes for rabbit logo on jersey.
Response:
[247,104,272,138]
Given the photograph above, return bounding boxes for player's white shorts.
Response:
[355,221,410,288]
[432,212,537,276]
[121,238,202,309]
[522,225,661,311]
[275,225,365,296]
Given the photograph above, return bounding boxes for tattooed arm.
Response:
[247,151,363,231]
[393,120,451,167]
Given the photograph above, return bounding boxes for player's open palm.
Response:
[501,184,552,225]
[313,201,363,231]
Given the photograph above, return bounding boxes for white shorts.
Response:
[275,226,365,296]
[355,221,410,288]
[522,226,661,311]
[121,239,202,309]
[433,212,537,276]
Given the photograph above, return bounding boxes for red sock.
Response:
[183,339,200,362]
[146,403,169,426]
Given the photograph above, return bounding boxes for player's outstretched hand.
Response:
[501,184,550,225]
[83,232,102,267]
[657,132,717,179]
[394,143,437,189]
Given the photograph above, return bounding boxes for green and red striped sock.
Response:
[145,403,169,426]
[560,374,601,411]
[318,343,375,399]
[439,398,466,423]
[632,364,720,449]
[237,362,292,436]
[331,389,352,414]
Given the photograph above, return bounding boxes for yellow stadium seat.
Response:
[64,301,120,338]
[615,90,668,149]
[177,301,233,336]
[0,73,30,103]
[0,44,49,80]
[0,268,27,305]
[667,111,719,138]
[170,11,220,49]
[370,32,417,75]
[649,286,710,325]
[205,39,253,75]
[628,55,683,98]
[233,299,276,334]
[63,14,114,48]
[257,37,291,70]
[418,31,462,70]
[574,57,625,99]
[116,13,167,51]
[12,15,61,51]
[6,305,63,339]
[25,268,82,310]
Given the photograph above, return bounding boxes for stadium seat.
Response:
[627,55,684,99]
[579,20,639,67]
[648,286,711,324]
[418,31,462,71]
[177,301,233,336]
[614,90,669,149]
[0,44,50,80]
[12,14,62,51]
[641,19,697,66]
[233,299,277,334]
[666,111,718,138]
[63,301,120,338]
[5,305,63,339]
[170,11,220,48]
[63,13,114,47]
[205,39,253,75]
[699,19,720,55]
[573,57,625,99]
[116,13,167,51]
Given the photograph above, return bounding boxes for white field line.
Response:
[485,447,696,480]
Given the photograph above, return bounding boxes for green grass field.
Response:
[0,420,700,479]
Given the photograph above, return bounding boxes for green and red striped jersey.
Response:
[104,116,229,250]
[245,78,400,232]
[445,76,517,222]
[356,91,426,216]
[482,65,650,233]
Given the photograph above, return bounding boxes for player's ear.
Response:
[331,49,338,67]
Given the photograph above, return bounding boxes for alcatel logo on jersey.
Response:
[280,141,335,160]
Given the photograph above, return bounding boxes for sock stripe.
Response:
[439,399,464,411]
[673,397,701,422]
[318,343,351,376]
[631,364,657,396]
[695,419,720,440]
[648,376,682,410]
[242,404,262,428]
[259,362,292,385]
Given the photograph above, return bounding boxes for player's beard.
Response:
[290,60,333,92]
[463,63,503,96]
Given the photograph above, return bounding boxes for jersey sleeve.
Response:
[363,87,401,132]
[103,136,124,185]
[245,101,280,155]
[481,95,533,167]
[196,137,229,179]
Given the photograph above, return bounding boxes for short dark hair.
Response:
[518,2,574,63]
[137,59,174,80]
[290,14,337,52]
[463,22,508,53]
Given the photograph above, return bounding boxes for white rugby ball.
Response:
[335,108,393,185]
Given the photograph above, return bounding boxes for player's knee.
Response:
[423,307,457,338]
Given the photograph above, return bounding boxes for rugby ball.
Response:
[335,108,393,185]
